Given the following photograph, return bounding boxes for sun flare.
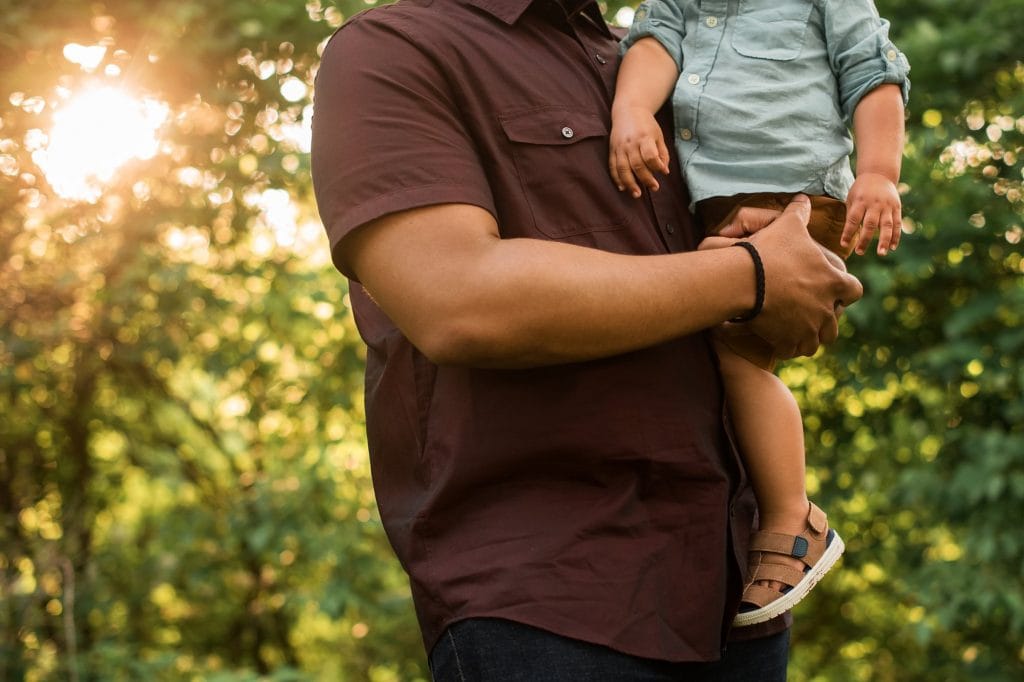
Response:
[33,87,168,203]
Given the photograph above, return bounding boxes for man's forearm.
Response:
[343,204,757,369]
[343,200,862,368]
[852,84,905,182]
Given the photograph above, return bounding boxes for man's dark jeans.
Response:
[429,618,789,681]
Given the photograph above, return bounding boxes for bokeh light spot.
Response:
[614,7,636,27]
[34,87,168,202]
[280,77,308,103]
[63,43,108,71]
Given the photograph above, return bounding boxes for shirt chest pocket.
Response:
[732,0,813,61]
[499,106,628,239]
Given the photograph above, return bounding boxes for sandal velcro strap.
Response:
[733,503,844,627]
[746,562,805,588]
[750,531,811,559]
[807,502,828,534]
[750,530,827,566]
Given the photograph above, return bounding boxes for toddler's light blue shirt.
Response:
[622,0,910,209]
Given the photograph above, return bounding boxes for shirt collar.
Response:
[461,0,604,27]
[559,0,596,17]
[459,0,533,24]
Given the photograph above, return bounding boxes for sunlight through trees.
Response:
[1,1,1022,680]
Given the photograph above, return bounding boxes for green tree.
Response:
[2,1,426,679]
[780,2,1024,679]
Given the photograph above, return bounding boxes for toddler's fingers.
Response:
[638,139,664,191]
[608,150,623,190]
[890,208,903,251]
[613,150,642,198]
[877,211,895,255]
[656,136,671,176]
[841,204,863,248]
[629,147,660,194]
[856,207,881,255]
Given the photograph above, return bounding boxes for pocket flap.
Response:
[499,107,607,146]
[732,0,813,61]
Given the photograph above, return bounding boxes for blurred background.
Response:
[0,1,1021,680]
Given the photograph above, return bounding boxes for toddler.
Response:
[611,0,910,626]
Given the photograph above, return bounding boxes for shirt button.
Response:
[679,128,693,141]
[706,16,718,27]
[561,126,574,139]
[666,223,675,234]
[886,49,898,61]
[687,73,700,85]
[594,53,607,65]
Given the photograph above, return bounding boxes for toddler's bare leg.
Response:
[715,335,810,586]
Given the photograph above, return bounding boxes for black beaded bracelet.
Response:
[729,241,765,323]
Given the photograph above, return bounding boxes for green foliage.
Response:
[0,0,1022,680]
[1,1,425,679]
[780,2,1024,678]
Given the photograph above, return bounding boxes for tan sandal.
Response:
[732,502,845,627]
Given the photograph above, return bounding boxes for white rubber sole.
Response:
[732,530,845,627]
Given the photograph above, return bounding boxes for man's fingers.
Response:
[818,315,839,347]
[821,247,858,346]
[773,343,799,361]
[697,235,738,251]
[796,336,820,358]
[819,244,847,272]
[781,193,812,226]
[835,270,864,307]
[778,192,811,232]
[718,206,781,237]
[825,236,863,305]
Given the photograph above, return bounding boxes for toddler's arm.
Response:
[844,85,905,256]
[609,37,679,198]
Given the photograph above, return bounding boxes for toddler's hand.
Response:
[609,106,670,199]
[843,173,902,256]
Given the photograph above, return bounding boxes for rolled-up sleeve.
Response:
[823,0,910,122]
[619,1,687,70]
[311,17,494,277]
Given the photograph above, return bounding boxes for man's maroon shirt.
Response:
[311,0,788,662]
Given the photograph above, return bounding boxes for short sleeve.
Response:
[619,0,687,70]
[311,16,495,277]
[821,0,910,122]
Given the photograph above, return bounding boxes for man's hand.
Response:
[843,172,902,256]
[708,204,785,239]
[701,195,864,359]
[609,105,671,199]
